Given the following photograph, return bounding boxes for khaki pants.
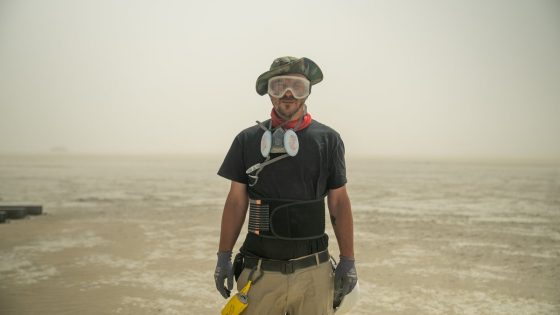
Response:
[236,258,334,315]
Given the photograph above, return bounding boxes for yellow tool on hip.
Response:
[221,280,252,315]
[221,263,263,315]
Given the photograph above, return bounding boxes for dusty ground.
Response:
[0,155,559,314]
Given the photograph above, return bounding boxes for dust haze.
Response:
[1,0,559,160]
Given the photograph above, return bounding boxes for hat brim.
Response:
[256,57,323,96]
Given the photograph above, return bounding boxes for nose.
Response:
[282,89,294,98]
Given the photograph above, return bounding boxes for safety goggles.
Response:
[267,75,310,99]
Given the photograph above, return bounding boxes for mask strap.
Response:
[256,120,268,131]
[246,154,290,186]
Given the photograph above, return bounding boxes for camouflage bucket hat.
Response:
[256,56,323,96]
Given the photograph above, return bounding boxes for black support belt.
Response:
[248,198,326,240]
[243,250,330,274]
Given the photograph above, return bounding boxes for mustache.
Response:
[280,96,296,100]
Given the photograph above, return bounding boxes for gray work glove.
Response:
[333,256,358,308]
[214,250,234,299]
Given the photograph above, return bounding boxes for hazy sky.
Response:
[1,0,559,159]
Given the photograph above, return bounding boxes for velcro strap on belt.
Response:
[243,251,330,274]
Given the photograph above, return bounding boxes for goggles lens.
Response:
[268,75,310,99]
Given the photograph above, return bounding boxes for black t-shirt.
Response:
[218,119,347,259]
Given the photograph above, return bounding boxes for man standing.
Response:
[215,56,357,315]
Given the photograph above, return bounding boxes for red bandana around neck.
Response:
[271,109,312,130]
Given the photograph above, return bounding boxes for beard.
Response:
[275,98,305,120]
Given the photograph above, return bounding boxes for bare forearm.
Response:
[218,188,248,252]
[328,189,354,258]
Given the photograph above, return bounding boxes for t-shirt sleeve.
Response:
[327,136,347,189]
[217,136,248,184]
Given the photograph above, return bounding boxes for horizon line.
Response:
[1,151,559,164]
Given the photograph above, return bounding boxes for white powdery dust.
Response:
[0,231,107,285]
[451,241,511,250]
[85,269,225,313]
[407,265,513,282]
[0,252,32,273]
[499,227,560,241]
[359,245,436,268]
[354,230,411,242]
[499,249,559,259]
[76,254,147,270]
[12,264,59,285]
[138,222,217,262]
[0,252,59,285]
[359,284,559,315]
[411,286,559,315]
[360,257,418,269]
[15,231,108,254]
[392,245,433,257]
[146,234,216,261]
[86,269,218,300]
[471,216,553,224]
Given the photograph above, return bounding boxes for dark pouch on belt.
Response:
[233,252,245,281]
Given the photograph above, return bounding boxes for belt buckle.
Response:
[281,261,294,274]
